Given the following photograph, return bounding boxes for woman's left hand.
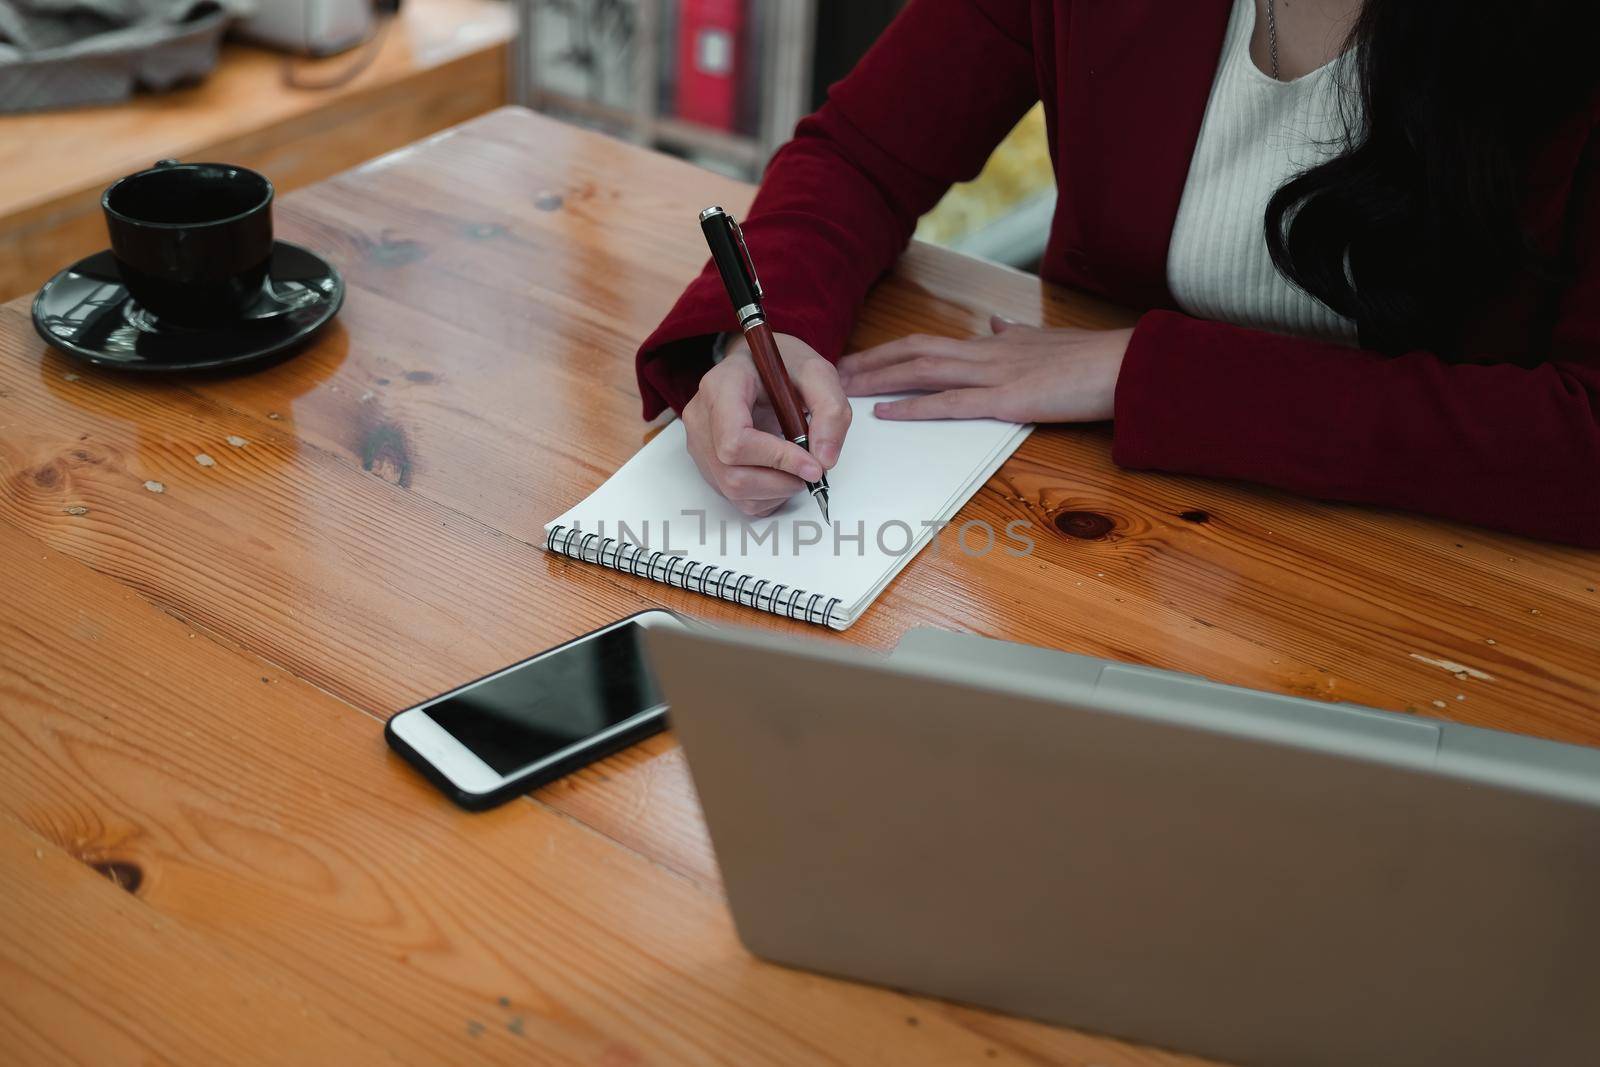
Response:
[836,316,1134,423]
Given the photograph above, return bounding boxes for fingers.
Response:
[790,357,852,467]
[843,353,1001,397]
[685,359,818,512]
[722,461,808,500]
[708,388,824,482]
[873,387,1005,421]
[840,323,1037,386]
[730,495,790,518]
[990,314,1040,334]
[836,333,972,378]
[714,425,824,485]
[837,327,1036,396]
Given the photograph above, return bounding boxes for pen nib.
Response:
[815,490,830,524]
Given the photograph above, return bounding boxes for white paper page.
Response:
[546,396,1031,624]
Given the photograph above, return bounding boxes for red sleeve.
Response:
[1113,132,1600,547]
[635,0,1040,418]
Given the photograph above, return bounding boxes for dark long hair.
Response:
[1264,0,1599,359]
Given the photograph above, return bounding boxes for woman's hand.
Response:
[836,316,1133,423]
[682,332,853,517]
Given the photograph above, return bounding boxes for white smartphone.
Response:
[385,609,687,810]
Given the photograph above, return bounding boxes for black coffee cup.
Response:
[102,160,275,327]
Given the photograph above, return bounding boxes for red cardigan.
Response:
[637,0,1600,547]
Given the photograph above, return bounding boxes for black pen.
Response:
[699,206,831,521]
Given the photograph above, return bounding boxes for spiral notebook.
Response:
[543,396,1032,630]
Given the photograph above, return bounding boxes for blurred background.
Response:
[0,0,1053,303]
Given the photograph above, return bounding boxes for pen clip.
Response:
[729,216,763,303]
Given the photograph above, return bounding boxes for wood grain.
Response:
[0,0,511,301]
[1,106,1598,1064]
[0,522,1206,1067]
[0,812,391,1066]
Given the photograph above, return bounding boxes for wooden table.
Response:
[0,0,512,302]
[2,107,1597,1066]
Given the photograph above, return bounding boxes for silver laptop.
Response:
[646,624,1600,1067]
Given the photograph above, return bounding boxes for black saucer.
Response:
[32,240,344,372]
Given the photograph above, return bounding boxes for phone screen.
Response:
[423,621,663,776]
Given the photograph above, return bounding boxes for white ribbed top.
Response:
[1166,0,1359,344]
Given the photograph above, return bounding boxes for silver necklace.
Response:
[1266,0,1282,80]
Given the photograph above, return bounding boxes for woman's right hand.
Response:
[682,332,852,517]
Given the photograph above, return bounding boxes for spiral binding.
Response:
[545,524,840,627]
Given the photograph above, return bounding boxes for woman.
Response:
[636,0,1600,546]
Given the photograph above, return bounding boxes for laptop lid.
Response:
[647,624,1600,1067]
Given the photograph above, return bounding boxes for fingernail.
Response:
[817,440,839,466]
[801,460,823,481]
